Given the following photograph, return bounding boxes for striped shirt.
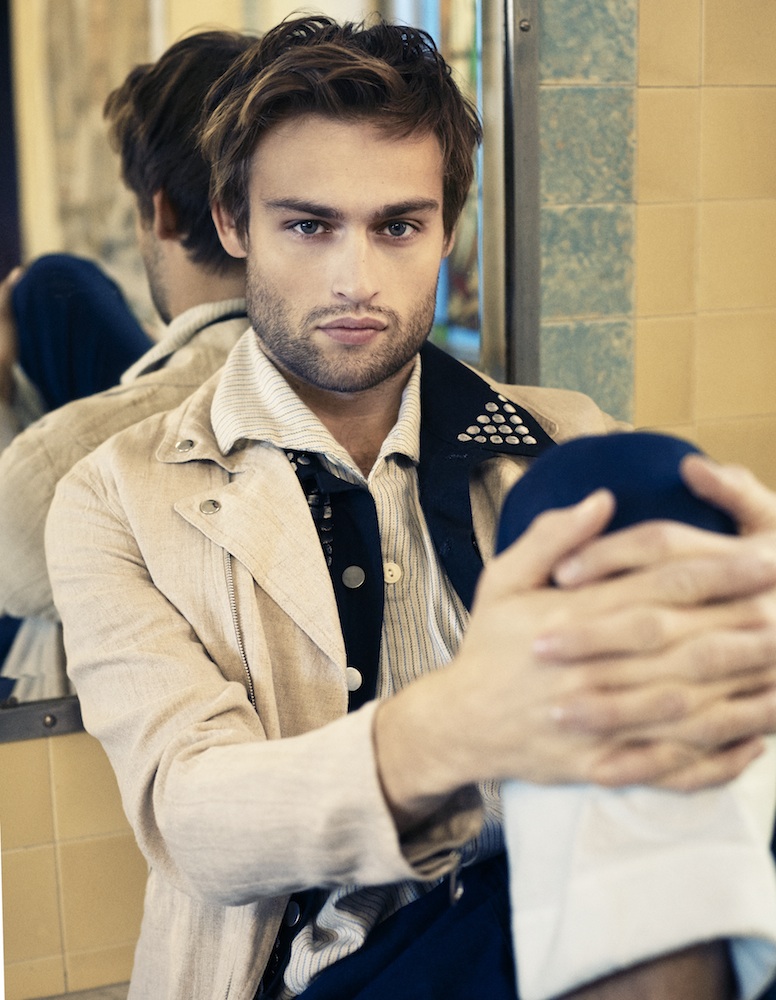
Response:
[212,332,503,997]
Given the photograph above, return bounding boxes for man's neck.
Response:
[281,360,415,477]
[167,264,246,320]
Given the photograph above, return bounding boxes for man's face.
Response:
[217,114,453,399]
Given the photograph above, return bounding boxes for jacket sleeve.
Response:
[0,419,65,620]
[45,453,482,907]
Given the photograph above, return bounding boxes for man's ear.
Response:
[442,228,457,259]
[151,190,181,240]
[211,201,248,260]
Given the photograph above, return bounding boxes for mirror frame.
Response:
[0,694,83,743]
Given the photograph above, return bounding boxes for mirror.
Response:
[0,0,501,741]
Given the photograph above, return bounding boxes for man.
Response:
[0,30,251,698]
[47,17,776,1000]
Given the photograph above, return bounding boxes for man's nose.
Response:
[330,233,380,305]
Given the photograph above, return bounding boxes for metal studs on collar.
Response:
[457,394,537,447]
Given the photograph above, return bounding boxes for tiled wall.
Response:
[0,734,146,1000]
[634,0,776,488]
[538,0,637,422]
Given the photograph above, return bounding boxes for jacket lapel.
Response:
[173,445,345,667]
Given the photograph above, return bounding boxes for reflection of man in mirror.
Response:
[48,15,776,1000]
[0,30,251,702]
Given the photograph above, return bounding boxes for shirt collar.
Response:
[211,329,421,471]
[120,297,247,384]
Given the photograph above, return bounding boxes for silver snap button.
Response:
[284,900,302,927]
[200,499,221,514]
[342,566,366,589]
[346,666,363,691]
[383,562,402,584]
[175,439,194,452]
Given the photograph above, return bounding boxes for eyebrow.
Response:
[262,197,441,220]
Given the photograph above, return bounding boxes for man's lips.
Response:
[317,316,387,344]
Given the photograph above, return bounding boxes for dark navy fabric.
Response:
[417,341,555,609]
[289,854,518,1000]
[496,430,736,553]
[13,253,152,412]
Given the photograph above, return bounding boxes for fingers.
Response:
[589,737,765,790]
[478,488,615,597]
[534,596,776,664]
[681,453,776,535]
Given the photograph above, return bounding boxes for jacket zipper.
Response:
[224,549,257,712]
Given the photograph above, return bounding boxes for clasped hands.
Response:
[448,454,776,793]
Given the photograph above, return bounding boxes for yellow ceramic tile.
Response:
[701,88,776,200]
[695,310,776,419]
[695,415,776,490]
[2,845,62,963]
[50,730,130,841]
[637,89,700,203]
[635,204,698,316]
[639,0,702,86]
[704,0,776,84]
[0,737,54,849]
[66,943,135,993]
[698,201,776,311]
[634,316,695,426]
[4,956,65,1000]
[58,833,146,953]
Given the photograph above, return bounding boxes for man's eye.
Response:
[385,221,413,238]
[294,220,322,235]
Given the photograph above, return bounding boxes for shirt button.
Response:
[199,499,221,514]
[342,566,366,589]
[346,667,363,691]
[383,562,402,584]
[175,439,194,452]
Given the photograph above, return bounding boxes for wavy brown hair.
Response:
[200,16,482,243]
[104,30,254,272]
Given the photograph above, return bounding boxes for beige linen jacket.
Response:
[46,348,619,1000]
[0,299,248,622]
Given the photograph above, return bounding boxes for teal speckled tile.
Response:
[540,87,634,205]
[540,319,633,422]
[540,205,634,319]
[539,0,637,84]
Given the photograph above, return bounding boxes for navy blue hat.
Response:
[496,431,737,554]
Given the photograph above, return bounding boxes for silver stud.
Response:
[175,439,194,452]
[457,433,471,442]
[342,566,366,589]
[474,435,487,443]
[506,435,519,445]
[200,499,221,514]
[491,435,503,444]
[503,403,516,413]
[477,415,489,424]
[483,425,497,434]
[492,414,506,423]
[515,425,529,435]
[485,402,498,412]
[346,666,363,691]
[524,435,537,445]
[466,425,480,435]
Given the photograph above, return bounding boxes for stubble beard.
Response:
[245,268,438,394]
